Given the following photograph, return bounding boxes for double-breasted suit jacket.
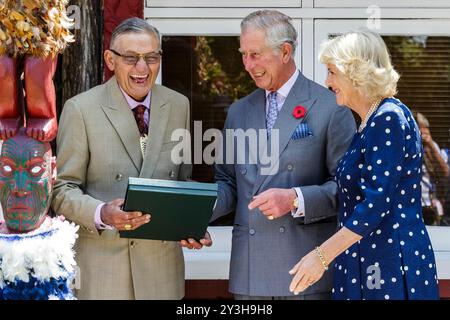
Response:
[213,72,356,297]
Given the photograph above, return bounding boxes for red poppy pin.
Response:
[292,105,306,119]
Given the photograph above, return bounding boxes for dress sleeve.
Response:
[344,106,407,237]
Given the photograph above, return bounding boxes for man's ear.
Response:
[104,50,115,72]
[51,156,57,182]
[281,42,293,63]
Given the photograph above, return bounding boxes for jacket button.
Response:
[116,173,123,181]
[241,168,247,175]
[287,164,294,171]
[279,226,285,233]
[249,228,256,236]
[130,240,136,248]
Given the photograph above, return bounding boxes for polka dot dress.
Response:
[333,98,439,300]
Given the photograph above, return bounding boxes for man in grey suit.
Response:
[211,10,355,299]
[51,18,207,299]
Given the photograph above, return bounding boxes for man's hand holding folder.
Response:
[101,198,151,231]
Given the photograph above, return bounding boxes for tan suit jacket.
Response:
[52,77,191,299]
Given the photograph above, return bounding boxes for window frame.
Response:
[146,0,302,8]
[314,19,450,84]
[314,0,450,8]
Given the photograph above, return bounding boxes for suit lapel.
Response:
[272,75,317,159]
[253,72,318,194]
[243,89,266,166]
[101,77,142,171]
[245,89,267,133]
[140,85,170,178]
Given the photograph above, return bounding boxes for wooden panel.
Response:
[59,0,103,111]
[439,279,450,299]
[185,279,450,299]
[185,280,233,300]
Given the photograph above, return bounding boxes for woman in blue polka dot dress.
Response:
[289,30,439,300]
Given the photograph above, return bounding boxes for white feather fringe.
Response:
[0,218,79,289]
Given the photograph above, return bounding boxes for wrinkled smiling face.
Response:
[239,28,287,91]
[0,133,55,232]
[105,32,161,101]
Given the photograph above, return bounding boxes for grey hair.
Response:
[110,17,161,50]
[241,10,298,57]
[416,112,430,128]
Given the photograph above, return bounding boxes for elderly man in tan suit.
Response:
[51,18,205,299]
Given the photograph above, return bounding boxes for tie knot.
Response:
[133,104,146,116]
[269,91,277,99]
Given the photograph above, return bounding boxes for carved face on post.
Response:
[0,131,56,232]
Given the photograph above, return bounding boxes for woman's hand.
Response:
[289,249,326,295]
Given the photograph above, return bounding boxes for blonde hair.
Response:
[319,30,399,100]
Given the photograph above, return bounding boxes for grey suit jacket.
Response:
[213,72,355,297]
[51,77,191,299]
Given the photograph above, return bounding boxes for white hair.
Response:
[319,30,399,100]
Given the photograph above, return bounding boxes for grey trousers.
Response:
[234,292,331,300]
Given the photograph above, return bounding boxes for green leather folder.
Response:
[120,178,218,241]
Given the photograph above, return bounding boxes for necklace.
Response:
[358,97,383,133]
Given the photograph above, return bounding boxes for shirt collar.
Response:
[118,84,151,110]
[265,69,300,99]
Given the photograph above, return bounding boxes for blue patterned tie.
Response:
[266,91,278,137]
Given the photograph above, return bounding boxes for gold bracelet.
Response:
[315,246,329,271]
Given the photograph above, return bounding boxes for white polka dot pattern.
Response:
[333,99,439,300]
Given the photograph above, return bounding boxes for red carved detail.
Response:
[0,55,21,140]
[24,56,58,142]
